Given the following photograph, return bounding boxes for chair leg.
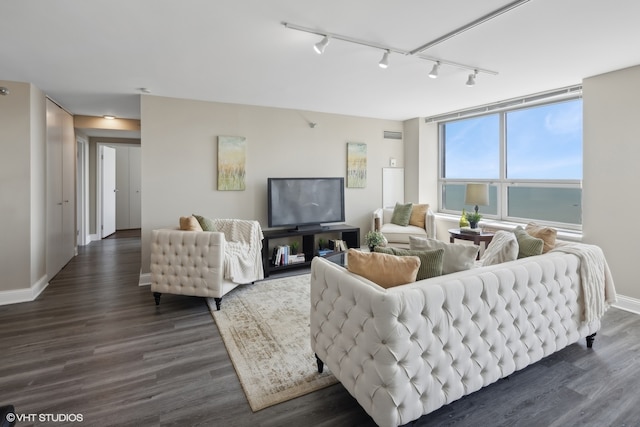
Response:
[586,332,596,348]
[315,353,324,373]
[214,297,222,311]
[153,292,162,306]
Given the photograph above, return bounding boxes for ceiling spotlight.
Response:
[103,115,116,120]
[428,61,440,79]
[378,50,390,69]
[466,70,478,87]
[0,87,9,95]
[314,35,330,54]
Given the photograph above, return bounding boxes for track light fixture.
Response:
[282,22,498,85]
[428,61,440,79]
[466,70,478,87]
[378,50,390,69]
[314,35,330,54]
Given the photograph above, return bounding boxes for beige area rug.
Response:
[207,274,338,412]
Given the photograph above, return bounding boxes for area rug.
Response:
[207,274,338,411]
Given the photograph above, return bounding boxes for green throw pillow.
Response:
[390,202,413,226]
[374,246,444,280]
[193,214,217,231]
[514,226,543,258]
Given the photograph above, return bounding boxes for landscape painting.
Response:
[347,142,367,188]
[218,135,246,191]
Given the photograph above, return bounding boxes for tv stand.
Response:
[262,224,360,277]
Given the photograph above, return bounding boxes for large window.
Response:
[440,97,583,228]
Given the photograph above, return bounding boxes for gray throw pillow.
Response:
[375,246,444,280]
[390,202,413,226]
[193,214,217,231]
[409,236,479,274]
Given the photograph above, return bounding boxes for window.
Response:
[439,97,583,228]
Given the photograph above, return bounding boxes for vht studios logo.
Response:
[6,412,84,423]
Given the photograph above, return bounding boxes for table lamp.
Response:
[465,183,489,215]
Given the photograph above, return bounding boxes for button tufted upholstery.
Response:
[151,227,261,309]
[310,251,601,427]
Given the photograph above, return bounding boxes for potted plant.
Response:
[465,211,483,229]
[290,241,299,255]
[365,230,386,252]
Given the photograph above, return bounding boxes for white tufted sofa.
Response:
[150,226,263,310]
[310,250,602,427]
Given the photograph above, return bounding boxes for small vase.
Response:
[369,245,375,252]
[469,221,478,229]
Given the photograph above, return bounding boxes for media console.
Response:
[262,224,360,277]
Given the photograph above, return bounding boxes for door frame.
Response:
[96,143,117,239]
[76,136,89,246]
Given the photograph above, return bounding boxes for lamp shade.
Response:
[465,183,489,206]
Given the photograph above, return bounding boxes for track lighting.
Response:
[0,87,9,95]
[378,50,390,69]
[428,61,440,78]
[282,22,498,81]
[314,35,330,54]
[466,70,478,87]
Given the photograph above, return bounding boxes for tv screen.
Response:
[268,177,345,229]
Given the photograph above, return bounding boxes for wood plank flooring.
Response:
[1,232,639,426]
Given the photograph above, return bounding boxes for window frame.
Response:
[438,96,583,230]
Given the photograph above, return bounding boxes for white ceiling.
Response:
[2,0,639,124]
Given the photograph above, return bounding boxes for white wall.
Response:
[140,95,404,273]
[583,64,640,301]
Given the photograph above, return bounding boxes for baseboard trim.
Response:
[0,275,49,306]
[90,233,100,242]
[612,295,640,315]
[139,272,151,287]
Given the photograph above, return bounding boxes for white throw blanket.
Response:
[213,219,264,283]
[550,242,617,323]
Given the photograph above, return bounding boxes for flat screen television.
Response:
[268,177,345,230]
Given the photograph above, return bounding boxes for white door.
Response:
[101,146,117,237]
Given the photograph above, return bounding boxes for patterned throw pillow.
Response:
[390,202,413,226]
[479,230,518,266]
[375,246,444,280]
[193,214,217,231]
[514,226,543,258]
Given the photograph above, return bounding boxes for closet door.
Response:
[46,99,64,279]
[128,146,141,229]
[46,99,75,279]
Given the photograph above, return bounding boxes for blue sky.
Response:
[444,99,583,180]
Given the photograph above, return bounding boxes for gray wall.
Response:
[0,80,46,294]
[140,95,405,274]
[583,64,640,301]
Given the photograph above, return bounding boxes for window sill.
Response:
[434,213,583,242]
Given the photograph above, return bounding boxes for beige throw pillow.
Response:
[180,216,203,231]
[347,249,420,288]
[479,230,518,266]
[409,236,479,275]
[409,203,429,229]
[525,222,557,253]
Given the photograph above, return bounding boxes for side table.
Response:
[448,228,495,259]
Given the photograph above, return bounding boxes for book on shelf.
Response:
[288,254,306,264]
[317,249,332,257]
[329,239,348,251]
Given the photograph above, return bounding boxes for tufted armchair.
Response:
[150,221,263,310]
[373,205,436,248]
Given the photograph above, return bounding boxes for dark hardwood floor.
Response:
[1,232,639,427]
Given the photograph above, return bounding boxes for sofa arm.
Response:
[150,229,225,298]
[426,207,436,239]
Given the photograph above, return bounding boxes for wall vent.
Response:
[383,130,402,140]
